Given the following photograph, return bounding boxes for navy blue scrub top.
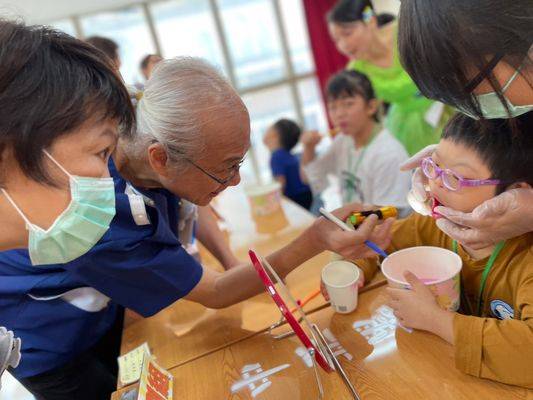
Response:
[0,159,203,378]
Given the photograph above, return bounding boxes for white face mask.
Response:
[1,151,116,266]
[460,61,533,119]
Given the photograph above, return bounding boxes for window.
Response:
[279,0,314,75]
[297,77,328,133]
[151,0,226,74]
[242,85,297,183]
[54,0,327,184]
[80,6,156,86]
[217,0,286,90]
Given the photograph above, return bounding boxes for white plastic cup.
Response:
[321,261,360,314]
[244,182,282,216]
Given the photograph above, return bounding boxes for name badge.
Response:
[125,184,151,226]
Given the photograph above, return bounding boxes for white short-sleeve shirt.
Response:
[304,128,412,210]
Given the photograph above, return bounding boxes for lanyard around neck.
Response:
[452,240,506,315]
[344,146,369,204]
[344,127,380,203]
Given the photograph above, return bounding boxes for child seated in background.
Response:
[301,70,412,216]
[356,113,533,388]
[263,119,314,210]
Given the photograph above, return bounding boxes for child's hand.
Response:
[356,268,365,288]
[387,271,444,332]
[320,279,329,301]
[301,130,322,148]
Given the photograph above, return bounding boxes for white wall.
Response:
[374,0,400,15]
[0,0,400,24]
[0,0,147,23]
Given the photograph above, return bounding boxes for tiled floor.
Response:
[0,372,34,400]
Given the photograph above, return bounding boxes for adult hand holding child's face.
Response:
[435,188,533,249]
[401,146,533,249]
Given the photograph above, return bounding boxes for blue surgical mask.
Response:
[1,151,116,265]
[461,63,533,119]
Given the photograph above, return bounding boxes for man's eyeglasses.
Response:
[186,158,244,185]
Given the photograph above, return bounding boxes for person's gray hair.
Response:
[134,57,245,168]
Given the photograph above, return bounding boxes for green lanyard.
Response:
[344,148,367,203]
[452,240,506,315]
[344,127,380,203]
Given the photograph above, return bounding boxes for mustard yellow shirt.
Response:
[357,213,533,388]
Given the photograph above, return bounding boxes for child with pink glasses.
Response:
[356,112,533,388]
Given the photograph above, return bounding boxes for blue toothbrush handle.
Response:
[364,240,388,258]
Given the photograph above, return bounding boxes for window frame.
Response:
[50,0,324,183]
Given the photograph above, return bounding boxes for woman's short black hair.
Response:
[273,119,302,152]
[326,70,379,121]
[327,0,374,24]
[398,0,533,119]
[441,113,533,195]
[0,20,134,184]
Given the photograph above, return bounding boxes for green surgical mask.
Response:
[461,63,533,119]
[1,151,116,265]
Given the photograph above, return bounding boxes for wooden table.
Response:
[119,187,332,370]
[113,285,531,400]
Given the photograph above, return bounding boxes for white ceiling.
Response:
[0,0,149,23]
[0,0,399,25]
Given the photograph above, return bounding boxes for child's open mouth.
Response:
[431,197,444,219]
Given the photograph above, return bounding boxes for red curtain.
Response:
[302,0,348,128]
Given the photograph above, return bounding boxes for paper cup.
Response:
[321,261,360,314]
[382,246,462,311]
[244,182,282,216]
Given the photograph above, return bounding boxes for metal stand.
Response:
[307,347,324,400]
[267,316,362,399]
[311,324,362,400]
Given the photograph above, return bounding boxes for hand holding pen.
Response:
[317,203,394,260]
[307,202,393,262]
[319,208,387,257]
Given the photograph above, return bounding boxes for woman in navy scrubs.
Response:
[1,53,393,399]
[398,0,532,249]
[0,20,135,391]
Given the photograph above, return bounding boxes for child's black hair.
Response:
[326,70,379,122]
[273,119,302,152]
[376,13,396,27]
[327,0,374,24]
[441,113,533,195]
